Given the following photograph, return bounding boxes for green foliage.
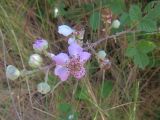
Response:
[47,0,55,6]
[101,80,113,98]
[89,11,101,31]
[75,87,89,100]
[120,12,131,26]
[108,0,125,15]
[58,103,72,113]
[129,5,142,22]
[138,19,157,32]
[126,40,156,69]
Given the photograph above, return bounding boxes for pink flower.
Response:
[53,43,91,81]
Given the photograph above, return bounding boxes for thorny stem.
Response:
[85,30,160,50]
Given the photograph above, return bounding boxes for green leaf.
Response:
[138,19,157,32]
[89,11,101,31]
[120,12,131,26]
[58,103,72,113]
[75,87,89,100]
[108,0,125,14]
[144,1,156,13]
[129,5,142,22]
[137,40,156,53]
[125,40,156,69]
[133,50,149,69]
[101,80,113,98]
[145,2,160,20]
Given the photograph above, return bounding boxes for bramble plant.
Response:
[5,0,159,94]
[2,0,160,119]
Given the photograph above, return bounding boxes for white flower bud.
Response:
[6,65,20,80]
[112,20,120,29]
[37,82,51,94]
[28,54,43,68]
[97,50,107,60]
[58,25,75,36]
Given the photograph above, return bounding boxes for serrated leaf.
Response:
[138,19,157,32]
[134,50,149,69]
[89,11,101,31]
[58,103,72,113]
[144,1,156,13]
[137,40,156,53]
[125,40,156,69]
[101,80,113,98]
[145,2,160,20]
[129,5,142,21]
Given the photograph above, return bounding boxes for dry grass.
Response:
[0,0,160,120]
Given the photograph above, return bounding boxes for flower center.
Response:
[66,56,82,74]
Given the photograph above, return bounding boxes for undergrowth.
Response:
[0,0,160,120]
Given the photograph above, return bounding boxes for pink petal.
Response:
[54,65,70,81]
[73,67,86,79]
[68,43,83,57]
[79,52,91,63]
[53,53,69,65]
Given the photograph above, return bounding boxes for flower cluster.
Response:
[6,24,112,95]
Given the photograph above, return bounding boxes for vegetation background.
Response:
[0,0,160,120]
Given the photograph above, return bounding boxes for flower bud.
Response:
[37,82,51,94]
[33,39,48,53]
[6,65,20,80]
[112,20,120,29]
[58,25,74,36]
[28,54,43,68]
[97,50,107,60]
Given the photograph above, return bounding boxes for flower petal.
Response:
[68,37,76,45]
[58,25,74,36]
[79,52,91,63]
[73,67,86,79]
[53,53,69,65]
[68,43,83,57]
[54,65,70,81]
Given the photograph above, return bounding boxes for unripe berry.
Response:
[28,54,43,68]
[97,50,107,60]
[112,20,120,29]
[6,65,20,80]
[37,82,51,94]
